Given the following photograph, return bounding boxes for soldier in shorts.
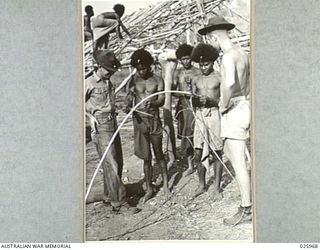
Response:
[198,16,251,225]
[125,49,170,203]
[190,44,223,200]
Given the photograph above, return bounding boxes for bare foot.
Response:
[184,168,195,177]
[210,189,223,202]
[193,186,206,198]
[154,175,163,186]
[160,186,170,200]
[167,160,175,170]
[143,190,153,203]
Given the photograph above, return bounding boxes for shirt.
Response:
[85,72,115,115]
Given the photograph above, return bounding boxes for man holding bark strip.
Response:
[125,48,170,203]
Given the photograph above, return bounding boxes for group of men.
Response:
[85,3,251,226]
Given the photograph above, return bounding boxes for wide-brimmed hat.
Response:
[198,16,235,35]
[93,49,121,72]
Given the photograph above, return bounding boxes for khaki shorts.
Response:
[220,97,250,140]
[193,108,223,151]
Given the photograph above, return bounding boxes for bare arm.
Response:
[118,18,131,37]
[85,81,99,132]
[220,55,236,113]
[151,79,165,108]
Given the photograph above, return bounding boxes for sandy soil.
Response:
[85,96,253,241]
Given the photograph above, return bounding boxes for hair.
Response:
[84,5,93,15]
[190,43,219,63]
[130,49,154,68]
[113,4,125,17]
[175,44,194,59]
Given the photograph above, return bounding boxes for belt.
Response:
[94,111,115,121]
[230,96,248,102]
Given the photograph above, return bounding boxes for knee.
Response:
[194,149,202,163]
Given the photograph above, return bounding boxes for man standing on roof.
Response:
[190,43,224,201]
[85,50,140,214]
[198,16,251,226]
[173,44,201,176]
[91,4,131,50]
[84,5,94,42]
[125,49,170,203]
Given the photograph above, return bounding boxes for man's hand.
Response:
[199,95,208,106]
[123,106,131,114]
[86,113,99,134]
[143,100,151,109]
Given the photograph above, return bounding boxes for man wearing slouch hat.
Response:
[198,16,251,225]
[85,50,140,214]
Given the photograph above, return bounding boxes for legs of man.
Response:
[193,148,207,197]
[142,159,153,203]
[211,150,223,201]
[163,108,176,168]
[223,138,252,225]
[150,134,170,198]
[93,131,126,208]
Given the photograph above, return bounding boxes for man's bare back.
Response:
[221,47,249,99]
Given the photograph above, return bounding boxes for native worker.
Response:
[84,5,94,42]
[85,50,140,214]
[198,16,251,225]
[91,4,131,50]
[189,44,224,201]
[173,44,201,176]
[125,49,170,203]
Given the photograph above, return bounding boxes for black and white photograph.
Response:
[83,0,252,241]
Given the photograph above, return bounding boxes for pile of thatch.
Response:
[84,0,249,73]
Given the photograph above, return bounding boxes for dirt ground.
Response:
[85,95,253,241]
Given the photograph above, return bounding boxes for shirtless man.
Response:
[198,16,251,225]
[91,4,131,50]
[125,49,170,203]
[172,44,201,175]
[190,44,223,200]
[84,5,94,41]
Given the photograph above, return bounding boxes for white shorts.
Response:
[220,97,250,140]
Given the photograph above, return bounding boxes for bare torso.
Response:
[131,73,164,112]
[221,47,250,98]
[193,71,221,102]
[175,66,201,92]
